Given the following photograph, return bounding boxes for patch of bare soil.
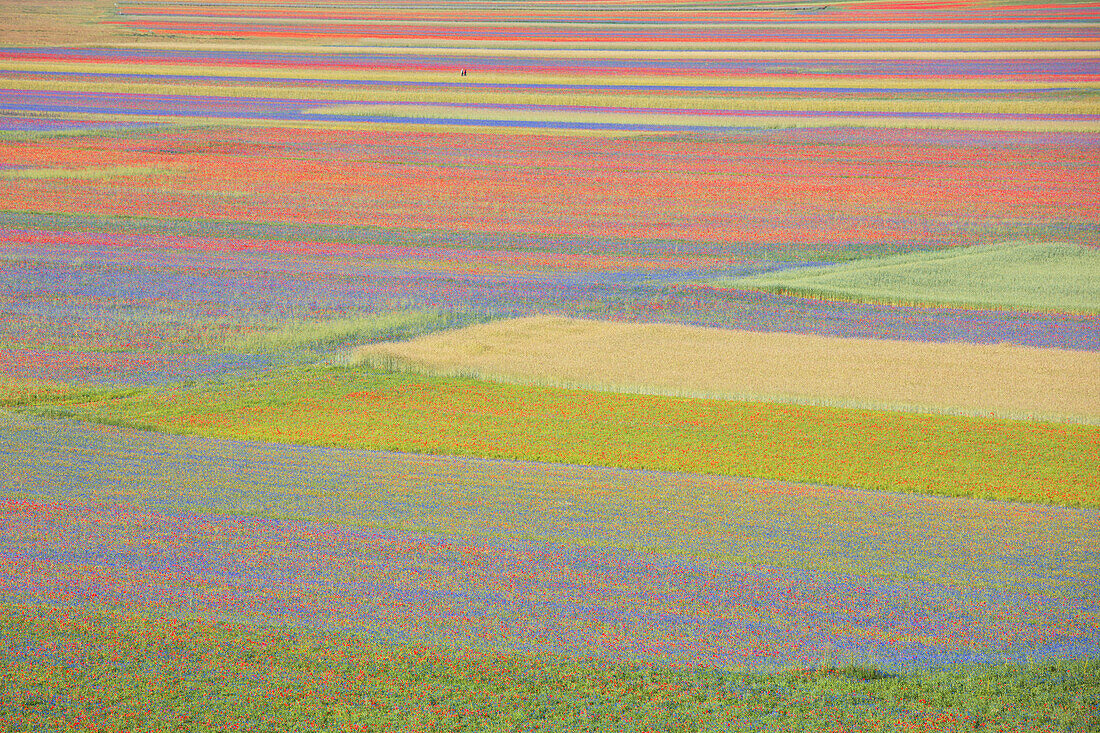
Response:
[0,1,127,46]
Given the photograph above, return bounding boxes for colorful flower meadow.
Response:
[1,0,1098,729]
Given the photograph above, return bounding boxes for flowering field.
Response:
[38,363,1100,505]
[3,412,1099,670]
[7,412,1097,595]
[2,0,1099,729]
[5,606,1098,733]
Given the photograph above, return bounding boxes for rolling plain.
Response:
[1,0,1099,730]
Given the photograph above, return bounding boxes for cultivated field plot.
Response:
[2,0,1099,730]
[352,315,1100,421]
[724,241,1100,313]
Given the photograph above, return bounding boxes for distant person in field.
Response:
[461,69,466,76]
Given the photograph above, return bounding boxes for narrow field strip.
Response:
[6,88,1097,132]
[5,60,1096,89]
[4,48,1098,81]
[96,23,1100,44]
[5,68,1094,95]
[7,112,1095,134]
[11,47,1100,59]
[38,365,1100,506]
[350,315,1100,423]
[101,0,1100,47]
[11,80,1100,117]
[0,226,730,275]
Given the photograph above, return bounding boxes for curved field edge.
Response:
[717,242,1100,314]
[2,604,1097,733]
[25,365,1100,507]
[220,309,492,355]
[348,316,1100,424]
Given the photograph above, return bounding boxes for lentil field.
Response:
[1,0,1099,730]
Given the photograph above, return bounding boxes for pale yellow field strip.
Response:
[2,62,1090,92]
[105,15,1100,29]
[4,113,1095,136]
[7,80,1095,116]
[302,102,1100,127]
[352,316,1100,423]
[104,40,1100,54]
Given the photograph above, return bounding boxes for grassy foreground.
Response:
[721,242,1100,313]
[2,605,1097,733]
[34,365,1100,507]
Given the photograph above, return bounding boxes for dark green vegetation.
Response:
[3,605,1097,733]
[721,242,1100,313]
[20,364,1100,507]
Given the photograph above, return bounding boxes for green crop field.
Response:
[721,242,1100,313]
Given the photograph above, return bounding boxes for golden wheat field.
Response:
[352,316,1100,422]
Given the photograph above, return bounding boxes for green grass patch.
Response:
[2,604,1097,733]
[38,364,1100,507]
[0,379,78,407]
[719,242,1100,313]
[221,309,491,354]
